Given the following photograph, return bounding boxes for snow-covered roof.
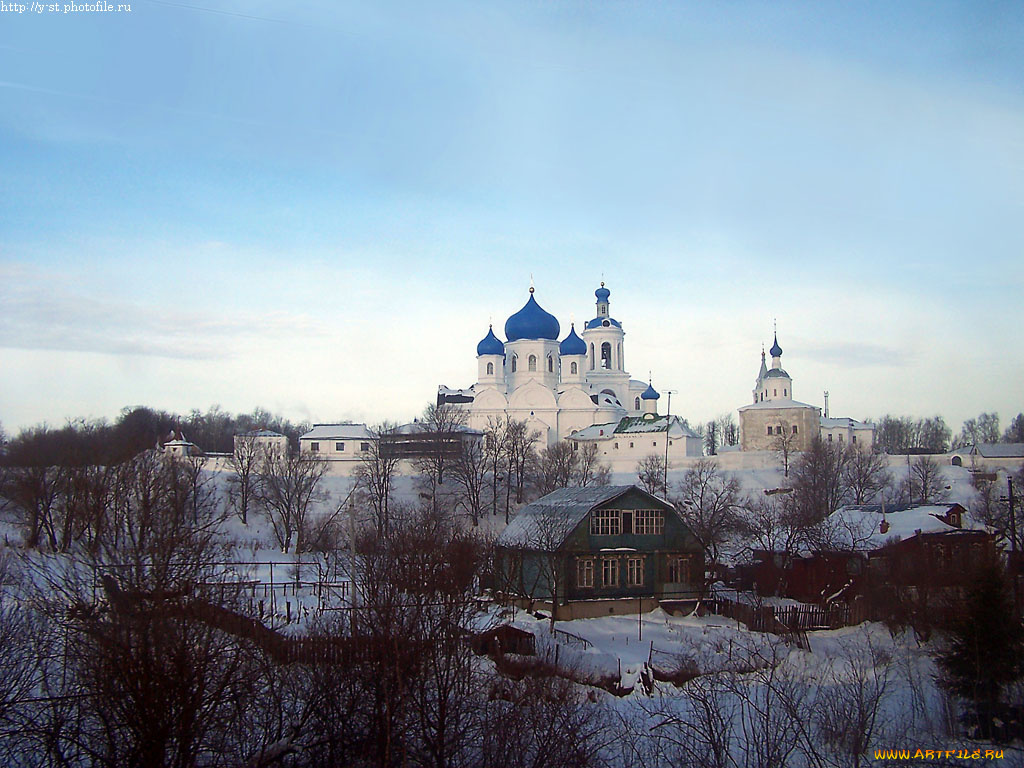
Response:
[820,417,873,430]
[569,415,699,441]
[826,504,961,551]
[300,423,375,441]
[392,422,482,436]
[237,429,285,438]
[738,399,819,412]
[497,485,667,549]
[952,443,1024,459]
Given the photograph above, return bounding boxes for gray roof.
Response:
[300,423,375,441]
[738,399,819,412]
[764,369,791,379]
[238,429,285,438]
[496,485,666,549]
[973,443,1024,458]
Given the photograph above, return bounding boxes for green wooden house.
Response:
[494,485,704,619]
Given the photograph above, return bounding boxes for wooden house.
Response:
[494,485,704,620]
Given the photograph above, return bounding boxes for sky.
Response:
[2,0,1023,436]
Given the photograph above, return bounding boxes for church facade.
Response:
[738,333,874,452]
[438,284,654,446]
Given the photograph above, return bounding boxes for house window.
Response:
[571,361,578,375]
[634,509,664,535]
[652,441,657,447]
[614,442,619,449]
[767,426,772,436]
[629,442,634,448]
[838,434,844,443]
[528,355,537,372]
[360,442,370,451]
[310,442,319,452]
[547,356,553,372]
[792,425,798,435]
[577,558,595,588]
[486,362,494,375]
[626,557,644,586]
[828,433,833,442]
[336,442,345,452]
[590,509,621,536]
[667,556,689,584]
[852,435,857,444]
[784,389,788,396]
[773,389,777,396]
[601,557,620,587]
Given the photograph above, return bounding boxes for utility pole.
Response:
[1009,478,1019,613]
[663,389,678,496]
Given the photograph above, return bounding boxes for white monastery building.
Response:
[738,332,874,452]
[439,284,663,447]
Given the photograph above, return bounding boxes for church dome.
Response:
[476,325,505,356]
[769,333,783,358]
[559,324,586,356]
[505,291,560,342]
[641,382,660,400]
[595,284,610,302]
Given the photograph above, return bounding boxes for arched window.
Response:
[547,356,553,372]
[528,355,537,372]
[486,362,494,375]
[634,397,641,411]
[511,355,517,373]
[784,388,788,396]
[570,361,578,375]
[601,342,612,369]
[589,343,595,370]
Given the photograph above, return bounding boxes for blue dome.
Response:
[641,383,660,400]
[504,292,560,342]
[476,325,505,356]
[769,333,783,358]
[595,284,610,302]
[559,324,586,356]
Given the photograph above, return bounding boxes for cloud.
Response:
[796,340,909,368]
[0,267,328,360]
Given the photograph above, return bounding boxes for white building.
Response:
[738,332,874,452]
[233,428,289,458]
[299,423,375,465]
[438,284,659,446]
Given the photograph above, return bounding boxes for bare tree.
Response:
[505,419,540,510]
[636,454,668,497]
[955,412,1001,449]
[771,420,800,478]
[788,436,849,526]
[416,402,468,486]
[716,412,739,448]
[483,416,511,518]
[254,449,328,554]
[449,436,489,526]
[534,441,580,496]
[226,432,263,524]
[737,492,801,558]
[674,459,742,567]
[355,421,401,535]
[704,419,720,456]
[577,442,610,488]
[841,446,891,504]
[902,454,949,505]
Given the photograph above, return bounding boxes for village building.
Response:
[948,443,1024,472]
[493,485,704,620]
[233,428,288,458]
[298,423,375,467]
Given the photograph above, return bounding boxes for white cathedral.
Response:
[438,284,659,446]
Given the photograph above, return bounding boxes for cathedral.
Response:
[438,284,655,446]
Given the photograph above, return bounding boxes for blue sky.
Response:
[2,0,1022,434]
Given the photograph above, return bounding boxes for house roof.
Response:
[738,399,819,412]
[570,415,699,440]
[826,504,966,551]
[237,429,285,438]
[820,417,873,430]
[300,423,375,441]
[954,443,1024,459]
[496,485,667,549]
